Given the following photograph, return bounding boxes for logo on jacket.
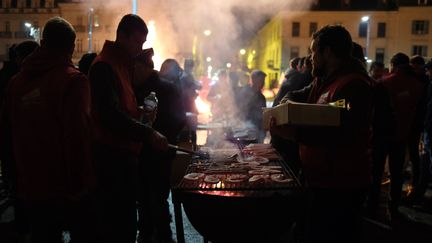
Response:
[22,88,41,106]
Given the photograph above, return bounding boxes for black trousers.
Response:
[137,149,175,241]
[93,143,138,243]
[18,198,97,243]
[368,141,406,215]
[304,187,367,243]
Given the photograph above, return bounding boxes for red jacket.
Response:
[298,66,373,188]
[378,66,423,142]
[91,41,143,154]
[1,47,95,201]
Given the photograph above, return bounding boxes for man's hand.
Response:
[279,96,291,104]
[151,130,168,151]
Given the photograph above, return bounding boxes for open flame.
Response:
[195,96,211,115]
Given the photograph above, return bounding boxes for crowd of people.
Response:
[0,12,432,243]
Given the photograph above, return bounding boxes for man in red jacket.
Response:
[272,25,373,243]
[374,53,423,219]
[89,14,168,243]
[0,17,96,243]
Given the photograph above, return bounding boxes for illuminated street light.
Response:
[239,49,246,55]
[361,16,370,22]
[204,30,212,36]
[24,22,40,43]
[226,63,232,68]
[206,57,212,62]
[361,15,371,61]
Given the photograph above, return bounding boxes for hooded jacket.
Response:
[0,47,95,201]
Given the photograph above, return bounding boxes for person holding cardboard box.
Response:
[270,25,374,243]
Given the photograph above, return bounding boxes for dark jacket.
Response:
[134,71,186,144]
[89,41,154,155]
[0,47,95,201]
[273,70,305,107]
[291,59,374,188]
[0,61,19,109]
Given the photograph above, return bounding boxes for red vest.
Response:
[92,41,141,154]
[300,73,373,188]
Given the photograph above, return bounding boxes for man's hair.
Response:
[410,55,425,66]
[78,53,97,75]
[369,61,384,72]
[391,52,409,67]
[117,14,148,37]
[251,69,267,81]
[15,41,39,59]
[352,42,366,63]
[312,25,352,60]
[289,57,301,69]
[42,17,76,50]
[7,44,17,61]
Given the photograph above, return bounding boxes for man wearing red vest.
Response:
[89,14,167,243]
[0,17,96,242]
[272,25,373,243]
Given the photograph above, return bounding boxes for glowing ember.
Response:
[195,96,211,115]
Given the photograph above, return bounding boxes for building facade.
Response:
[0,0,59,60]
[0,0,129,62]
[246,0,432,85]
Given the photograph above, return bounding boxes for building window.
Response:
[5,21,10,32]
[359,22,368,37]
[292,22,300,37]
[412,45,428,56]
[309,22,318,37]
[375,48,385,63]
[40,0,45,7]
[418,0,428,5]
[26,0,31,8]
[377,22,386,38]
[412,20,429,35]
[11,0,17,8]
[290,46,299,59]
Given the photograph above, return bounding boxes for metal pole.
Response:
[366,19,370,60]
[88,8,94,53]
[132,0,137,14]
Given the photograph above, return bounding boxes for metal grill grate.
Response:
[175,157,301,194]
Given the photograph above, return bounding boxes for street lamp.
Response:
[361,15,371,62]
[24,22,40,43]
[239,49,246,55]
[204,30,211,36]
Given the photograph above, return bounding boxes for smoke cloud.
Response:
[81,0,314,69]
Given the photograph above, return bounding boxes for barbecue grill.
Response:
[172,149,303,243]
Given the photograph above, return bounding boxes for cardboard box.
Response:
[263,101,341,130]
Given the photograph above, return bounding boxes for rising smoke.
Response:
[81,0,314,69]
